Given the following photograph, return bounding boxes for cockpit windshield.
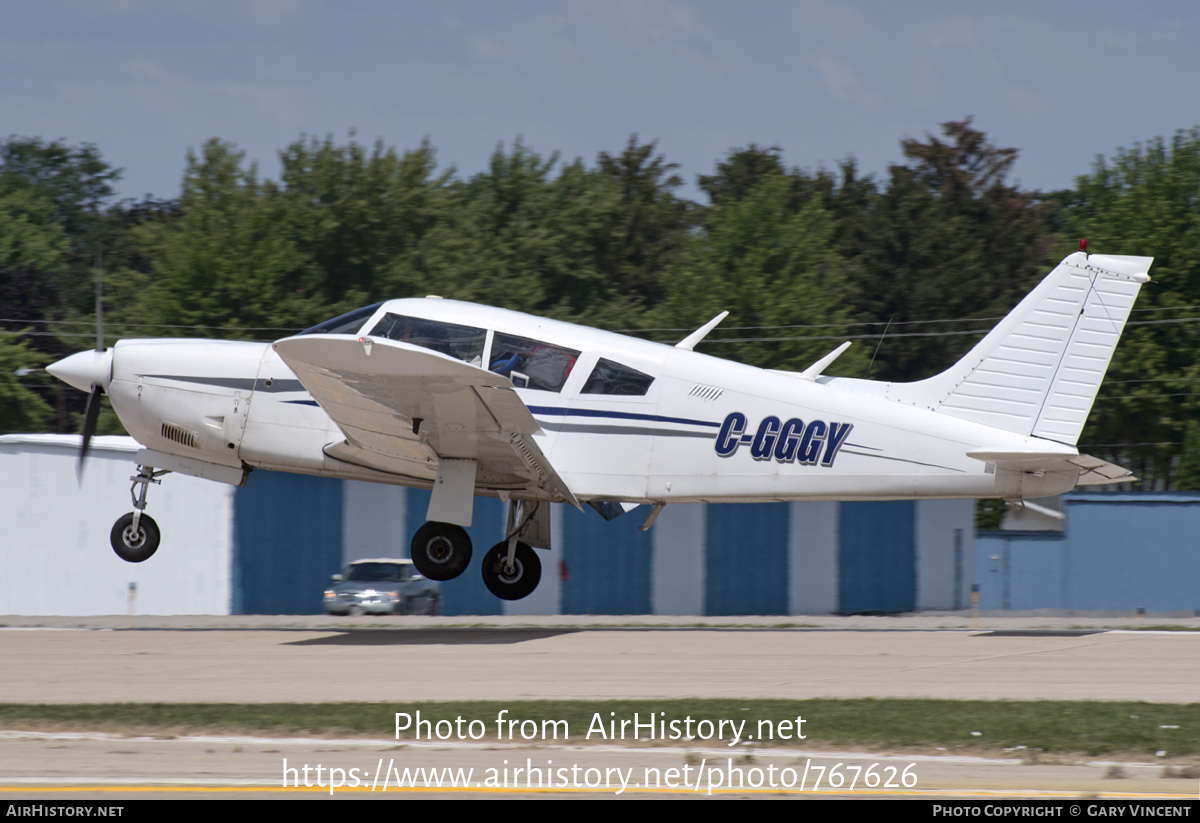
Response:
[369,313,487,366]
[298,303,384,336]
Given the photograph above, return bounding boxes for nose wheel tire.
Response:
[110,513,160,563]
[481,541,541,601]
[410,522,472,581]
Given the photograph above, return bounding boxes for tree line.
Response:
[3,120,1199,491]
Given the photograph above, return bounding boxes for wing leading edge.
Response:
[273,334,578,506]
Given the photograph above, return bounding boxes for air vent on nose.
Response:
[160,421,198,449]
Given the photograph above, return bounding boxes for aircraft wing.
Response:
[273,334,578,504]
[966,450,1135,486]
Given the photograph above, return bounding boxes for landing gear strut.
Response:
[110,465,168,562]
[479,500,544,600]
[406,500,547,598]
[409,522,472,581]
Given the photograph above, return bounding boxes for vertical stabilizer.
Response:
[887,252,1151,445]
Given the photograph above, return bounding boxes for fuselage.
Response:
[72,297,1081,504]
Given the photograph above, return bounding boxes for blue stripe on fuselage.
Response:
[525,406,720,428]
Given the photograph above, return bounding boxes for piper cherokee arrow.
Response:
[47,250,1152,600]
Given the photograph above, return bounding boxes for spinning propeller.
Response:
[79,256,106,481]
[45,256,111,483]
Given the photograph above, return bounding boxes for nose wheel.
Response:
[110,465,168,563]
[481,540,541,601]
[110,512,160,562]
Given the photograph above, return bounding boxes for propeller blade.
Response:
[77,385,102,483]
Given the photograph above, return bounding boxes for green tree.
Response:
[0,335,54,433]
[0,187,71,433]
[1174,421,1200,491]
[278,134,454,313]
[698,144,789,207]
[0,137,125,321]
[592,135,695,312]
[846,119,1051,383]
[658,175,866,375]
[1062,128,1200,487]
[0,187,69,318]
[135,139,312,337]
[411,140,640,326]
[0,137,119,241]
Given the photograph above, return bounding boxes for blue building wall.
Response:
[705,502,790,615]
[1063,495,1200,611]
[838,500,916,614]
[230,470,961,615]
[975,531,1065,611]
[975,493,1200,612]
[232,471,344,614]
[560,505,653,614]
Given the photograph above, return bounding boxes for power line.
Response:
[0,318,303,333]
[7,301,1200,339]
[7,309,1200,349]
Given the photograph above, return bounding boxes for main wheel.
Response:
[410,522,472,581]
[110,512,160,563]
[480,541,541,601]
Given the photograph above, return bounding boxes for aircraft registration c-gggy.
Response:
[47,250,1152,601]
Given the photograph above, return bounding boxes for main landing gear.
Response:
[110,465,168,563]
[480,539,540,601]
[409,522,473,581]
[408,500,546,601]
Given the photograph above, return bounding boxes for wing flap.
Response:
[274,334,576,503]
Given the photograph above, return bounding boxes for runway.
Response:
[2,620,1199,703]
[2,617,1198,799]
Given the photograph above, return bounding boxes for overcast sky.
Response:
[4,0,1197,203]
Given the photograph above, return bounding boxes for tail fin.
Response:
[888,251,1152,445]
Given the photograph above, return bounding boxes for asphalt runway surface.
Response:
[2,614,1199,800]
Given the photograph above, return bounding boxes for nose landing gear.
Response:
[110,465,168,563]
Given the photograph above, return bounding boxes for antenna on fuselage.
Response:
[864,316,892,379]
[800,341,852,381]
[675,311,729,351]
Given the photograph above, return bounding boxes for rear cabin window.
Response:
[369,313,486,366]
[490,333,579,392]
[582,358,655,396]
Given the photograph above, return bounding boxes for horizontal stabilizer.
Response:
[967,450,1135,487]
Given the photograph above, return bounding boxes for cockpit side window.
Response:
[490,333,579,392]
[298,302,384,336]
[369,313,486,366]
[582,358,655,396]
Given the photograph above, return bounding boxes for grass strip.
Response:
[1,699,1197,758]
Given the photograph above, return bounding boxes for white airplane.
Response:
[46,249,1152,600]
